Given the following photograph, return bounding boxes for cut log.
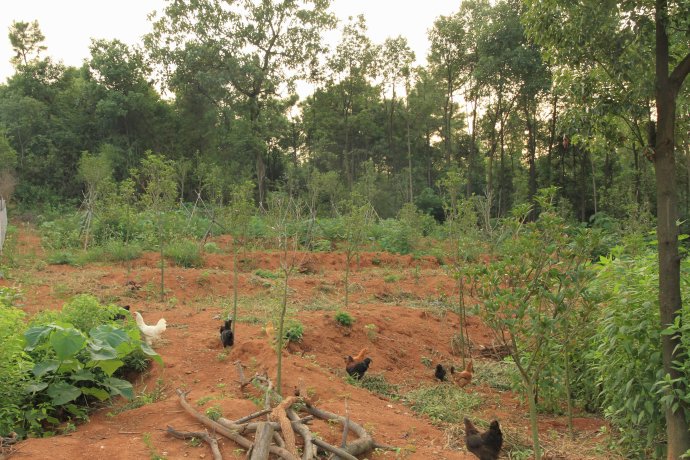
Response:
[248,422,274,460]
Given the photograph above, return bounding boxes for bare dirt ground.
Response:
[1,227,617,459]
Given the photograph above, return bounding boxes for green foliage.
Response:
[205,405,222,421]
[349,373,399,399]
[586,249,690,458]
[60,294,122,333]
[283,320,304,343]
[164,239,203,268]
[405,384,482,423]
[255,269,280,279]
[334,311,354,327]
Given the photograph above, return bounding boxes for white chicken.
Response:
[133,311,167,346]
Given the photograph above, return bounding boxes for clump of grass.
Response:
[405,385,483,423]
[383,273,402,283]
[364,323,378,341]
[46,250,78,266]
[255,268,280,279]
[203,242,222,253]
[334,311,354,327]
[283,320,304,343]
[164,239,204,267]
[472,359,519,391]
[350,373,400,400]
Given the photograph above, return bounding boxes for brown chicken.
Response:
[464,418,502,460]
[351,347,368,362]
[452,360,474,387]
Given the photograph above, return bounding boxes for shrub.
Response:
[334,311,354,327]
[283,321,304,343]
[164,239,204,268]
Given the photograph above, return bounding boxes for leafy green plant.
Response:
[283,320,304,343]
[255,269,280,279]
[205,405,222,421]
[334,311,354,327]
[350,373,399,399]
[164,239,203,268]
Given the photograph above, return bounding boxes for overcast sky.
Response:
[0,0,462,85]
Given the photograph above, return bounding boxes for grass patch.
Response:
[404,384,483,423]
[255,268,280,279]
[349,373,400,400]
[164,239,204,268]
[46,250,79,266]
[334,311,354,327]
[472,360,519,391]
[108,378,167,416]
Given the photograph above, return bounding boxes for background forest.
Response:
[1,0,689,459]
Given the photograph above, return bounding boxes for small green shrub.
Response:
[255,269,280,279]
[283,321,304,343]
[164,239,204,268]
[205,405,222,421]
[203,242,222,253]
[351,373,399,399]
[46,250,79,266]
[334,311,354,327]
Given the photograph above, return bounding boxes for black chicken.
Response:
[434,363,447,381]
[220,319,234,348]
[464,418,502,460]
[346,357,372,380]
[113,305,131,320]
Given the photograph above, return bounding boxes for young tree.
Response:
[338,196,375,310]
[77,151,113,250]
[138,152,177,302]
[225,181,255,334]
[474,188,591,459]
[265,191,305,395]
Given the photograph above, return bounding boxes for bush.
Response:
[334,311,354,327]
[405,385,482,423]
[283,321,304,343]
[164,239,204,268]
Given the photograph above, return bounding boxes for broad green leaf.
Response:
[89,325,130,349]
[24,381,49,394]
[103,377,134,399]
[88,344,118,361]
[94,359,124,376]
[70,369,97,382]
[139,341,163,365]
[32,360,60,377]
[24,325,56,350]
[47,381,82,405]
[50,328,86,360]
[81,386,110,401]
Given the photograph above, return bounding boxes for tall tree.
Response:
[523,0,690,456]
[146,0,336,206]
[8,20,46,67]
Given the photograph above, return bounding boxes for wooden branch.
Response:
[270,396,299,457]
[217,416,314,434]
[340,399,350,449]
[288,408,315,460]
[248,422,274,460]
[175,389,298,460]
[229,408,272,424]
[311,438,358,460]
[166,426,222,460]
[235,361,250,389]
[273,431,286,448]
[303,404,374,457]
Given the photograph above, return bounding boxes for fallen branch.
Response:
[248,422,274,460]
[312,438,358,460]
[304,404,374,457]
[270,396,299,457]
[166,426,222,460]
[175,389,297,460]
[288,408,315,460]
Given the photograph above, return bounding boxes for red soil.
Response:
[1,226,615,459]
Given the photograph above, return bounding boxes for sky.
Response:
[0,0,462,86]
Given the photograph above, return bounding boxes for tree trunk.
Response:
[655,1,690,457]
